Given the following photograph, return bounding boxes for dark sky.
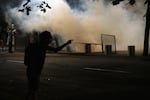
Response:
[0,0,22,28]
[0,0,22,11]
[66,0,84,11]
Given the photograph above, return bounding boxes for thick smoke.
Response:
[6,0,146,51]
[0,0,22,27]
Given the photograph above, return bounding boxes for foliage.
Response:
[18,0,51,16]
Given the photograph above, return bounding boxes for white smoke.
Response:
[6,0,146,51]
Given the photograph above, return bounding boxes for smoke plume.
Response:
[5,0,146,51]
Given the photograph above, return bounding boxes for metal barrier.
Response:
[73,42,102,54]
[128,46,135,56]
[105,45,112,56]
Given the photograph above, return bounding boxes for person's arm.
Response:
[47,40,72,52]
[24,47,29,66]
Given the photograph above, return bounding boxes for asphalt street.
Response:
[0,52,150,100]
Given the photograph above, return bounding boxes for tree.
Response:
[18,0,52,16]
[112,0,150,56]
[143,0,150,56]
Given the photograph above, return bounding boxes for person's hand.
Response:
[67,40,72,44]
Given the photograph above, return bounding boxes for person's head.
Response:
[39,31,52,45]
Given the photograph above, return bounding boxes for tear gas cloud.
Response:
[6,0,146,51]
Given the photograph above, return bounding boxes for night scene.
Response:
[0,0,150,100]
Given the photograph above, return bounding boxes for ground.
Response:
[0,52,150,100]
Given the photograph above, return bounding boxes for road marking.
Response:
[7,60,24,64]
[84,67,130,74]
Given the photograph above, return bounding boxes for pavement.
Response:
[0,51,150,100]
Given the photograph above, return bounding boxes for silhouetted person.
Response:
[8,32,13,53]
[24,31,72,100]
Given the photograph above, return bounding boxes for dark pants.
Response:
[8,42,13,53]
[26,67,42,100]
